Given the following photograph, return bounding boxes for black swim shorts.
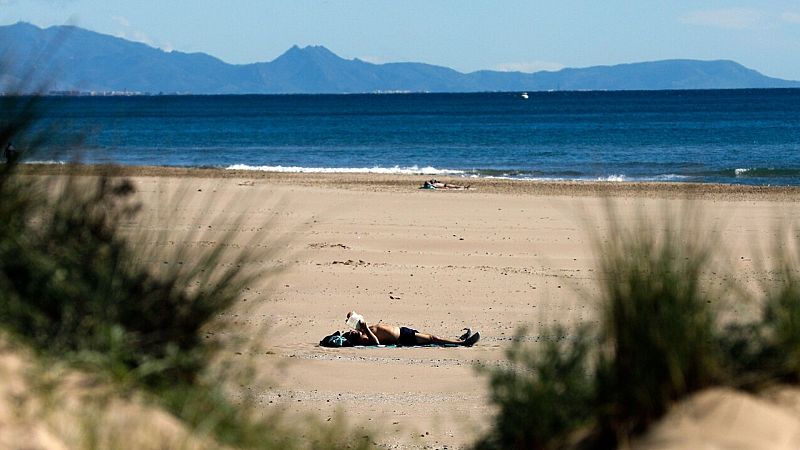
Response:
[398,326,419,346]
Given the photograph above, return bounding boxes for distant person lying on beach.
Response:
[320,311,480,347]
[421,179,471,190]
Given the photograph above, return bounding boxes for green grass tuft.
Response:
[477,203,736,449]
[0,172,241,387]
[475,326,596,450]
[593,205,722,438]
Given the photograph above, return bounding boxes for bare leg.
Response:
[413,332,464,346]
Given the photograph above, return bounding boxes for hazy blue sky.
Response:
[3,1,800,79]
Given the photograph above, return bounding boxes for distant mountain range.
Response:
[2,22,799,94]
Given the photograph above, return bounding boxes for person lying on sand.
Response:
[320,311,480,347]
[421,179,471,190]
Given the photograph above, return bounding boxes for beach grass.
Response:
[759,229,800,381]
[592,204,722,440]
[475,202,800,449]
[0,92,371,449]
[716,226,800,388]
[474,326,596,450]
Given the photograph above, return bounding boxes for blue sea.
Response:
[23,89,800,186]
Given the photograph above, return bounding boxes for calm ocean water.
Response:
[21,89,800,186]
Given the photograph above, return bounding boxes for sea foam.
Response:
[225,164,465,175]
[599,174,626,182]
[23,160,67,165]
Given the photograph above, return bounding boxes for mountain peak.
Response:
[6,21,41,33]
[10,21,38,29]
[274,44,342,63]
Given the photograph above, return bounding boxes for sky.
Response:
[2,0,800,80]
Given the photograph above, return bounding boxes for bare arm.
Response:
[359,320,380,345]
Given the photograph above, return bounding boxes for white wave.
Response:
[23,160,67,165]
[648,174,690,181]
[225,164,465,175]
[598,174,626,182]
[484,175,570,182]
[734,168,751,176]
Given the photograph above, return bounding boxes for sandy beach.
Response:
[20,165,800,449]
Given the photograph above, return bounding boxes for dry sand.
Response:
[18,165,800,449]
[0,336,211,450]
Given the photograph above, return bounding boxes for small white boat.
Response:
[520,92,529,99]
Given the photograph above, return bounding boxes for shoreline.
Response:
[16,163,800,201]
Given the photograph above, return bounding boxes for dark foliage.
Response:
[0,163,251,388]
[476,206,741,449]
[593,209,721,439]
[475,327,596,450]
